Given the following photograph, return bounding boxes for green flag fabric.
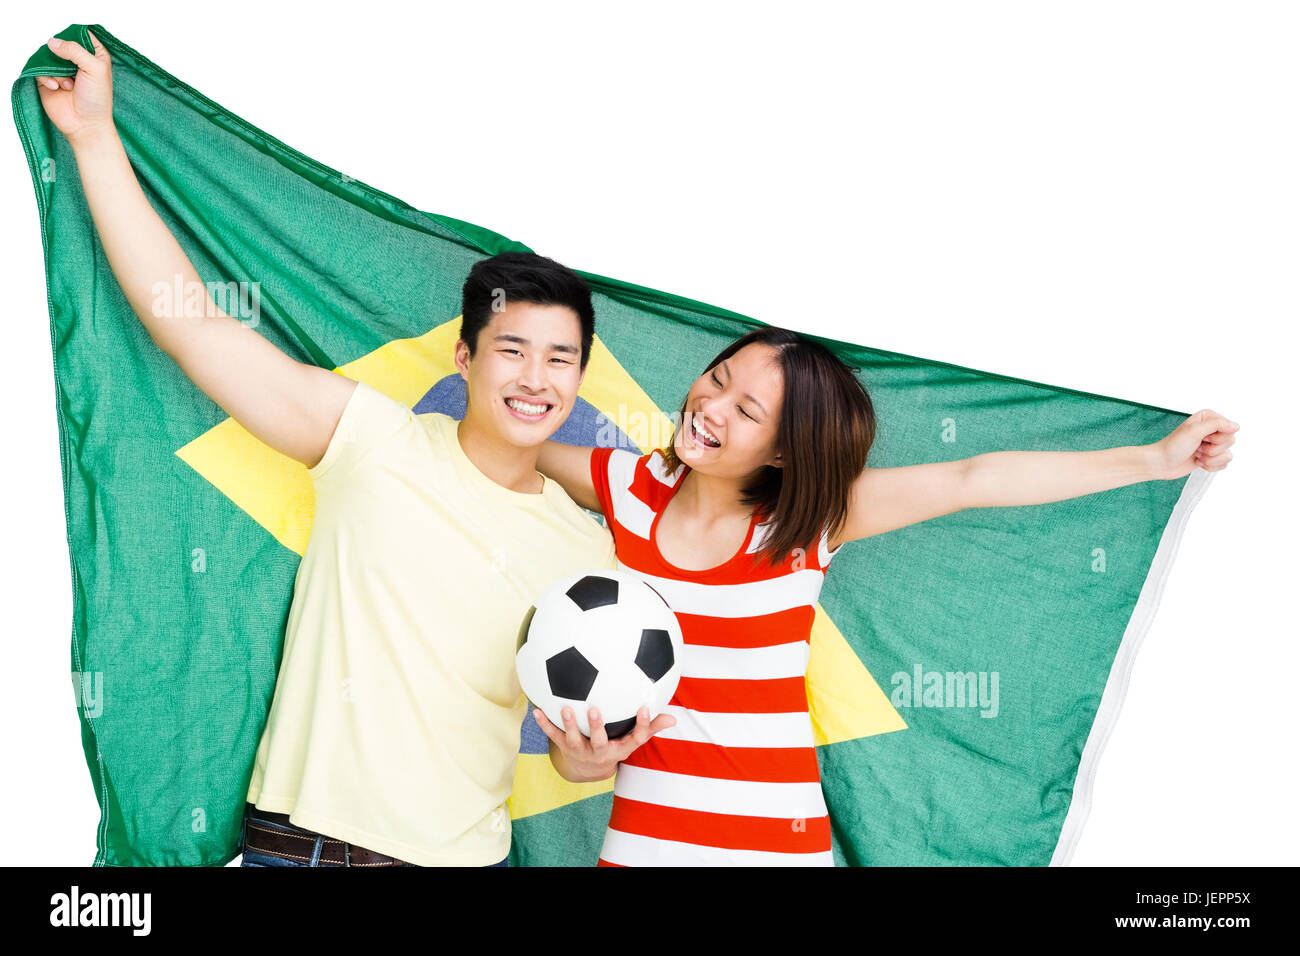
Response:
[13,24,1213,867]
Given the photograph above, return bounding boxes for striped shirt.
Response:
[588,445,841,866]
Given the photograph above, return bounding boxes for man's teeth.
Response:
[693,420,721,447]
[507,398,551,416]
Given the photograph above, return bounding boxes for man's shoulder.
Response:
[343,381,423,434]
[542,473,613,536]
[544,472,601,515]
[411,407,455,426]
[410,408,459,447]
[308,380,417,482]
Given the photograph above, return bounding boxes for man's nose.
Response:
[517,355,548,390]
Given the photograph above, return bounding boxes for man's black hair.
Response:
[459,252,595,370]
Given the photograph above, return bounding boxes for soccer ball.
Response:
[516,569,683,739]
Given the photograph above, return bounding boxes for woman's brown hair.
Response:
[658,326,877,571]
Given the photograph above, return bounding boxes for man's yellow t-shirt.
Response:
[245,381,617,865]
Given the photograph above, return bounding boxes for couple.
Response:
[36,33,1239,868]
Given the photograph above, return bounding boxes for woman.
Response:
[533,325,1238,866]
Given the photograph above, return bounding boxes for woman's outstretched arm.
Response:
[830,409,1239,549]
[829,458,972,548]
[962,408,1238,510]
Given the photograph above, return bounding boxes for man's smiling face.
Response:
[454,299,586,447]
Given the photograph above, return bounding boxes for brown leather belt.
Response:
[242,804,417,867]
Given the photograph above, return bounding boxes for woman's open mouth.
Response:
[688,416,722,448]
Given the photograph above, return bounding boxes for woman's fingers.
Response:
[1190,416,1238,472]
[587,708,609,751]
[560,707,589,753]
[611,707,654,760]
[532,707,564,746]
[541,703,677,761]
[1195,448,1232,470]
[649,712,678,735]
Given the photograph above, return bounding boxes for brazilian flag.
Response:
[13,24,1213,867]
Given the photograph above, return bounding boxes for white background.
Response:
[0,1,1293,867]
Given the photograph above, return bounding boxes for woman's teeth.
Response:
[691,419,721,447]
[506,397,552,419]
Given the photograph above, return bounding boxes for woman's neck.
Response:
[676,467,752,523]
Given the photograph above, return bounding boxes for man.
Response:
[36,32,672,868]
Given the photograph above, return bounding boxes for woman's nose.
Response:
[697,393,726,425]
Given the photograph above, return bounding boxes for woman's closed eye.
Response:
[711,371,753,419]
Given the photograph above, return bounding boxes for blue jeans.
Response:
[238,803,508,867]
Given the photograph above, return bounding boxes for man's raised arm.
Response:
[35,32,354,469]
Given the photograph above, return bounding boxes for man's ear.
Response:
[454,339,470,380]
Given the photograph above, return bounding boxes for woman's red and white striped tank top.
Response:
[588,445,842,866]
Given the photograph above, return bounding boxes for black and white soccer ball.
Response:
[516,569,683,739]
